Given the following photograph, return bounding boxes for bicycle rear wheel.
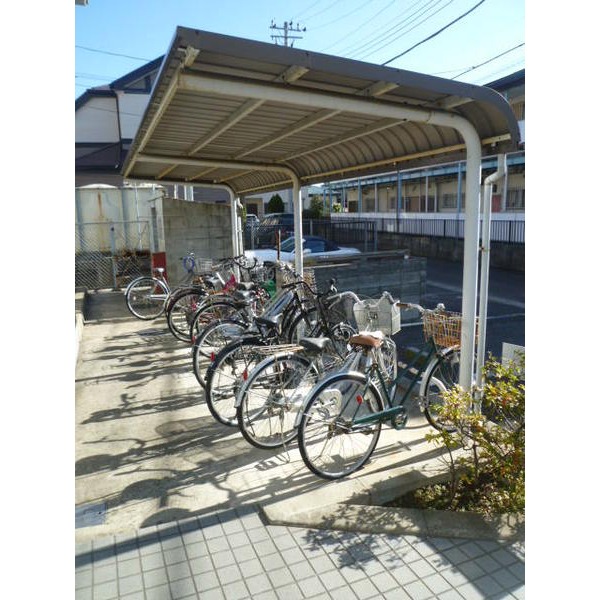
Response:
[192,319,248,389]
[205,338,264,426]
[166,288,206,342]
[125,276,169,320]
[421,347,460,432]
[298,373,383,480]
[237,353,317,449]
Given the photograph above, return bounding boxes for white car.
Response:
[245,235,361,274]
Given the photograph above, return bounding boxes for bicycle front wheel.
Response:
[237,353,318,449]
[298,373,383,480]
[125,277,169,320]
[422,347,460,432]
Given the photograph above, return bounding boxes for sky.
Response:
[75,0,525,99]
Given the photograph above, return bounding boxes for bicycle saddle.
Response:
[298,337,333,354]
[349,332,384,348]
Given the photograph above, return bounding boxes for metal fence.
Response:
[366,216,525,244]
[75,220,152,290]
[244,218,376,251]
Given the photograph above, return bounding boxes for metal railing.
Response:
[350,215,525,244]
[244,218,375,251]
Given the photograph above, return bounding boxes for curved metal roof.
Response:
[122,27,520,195]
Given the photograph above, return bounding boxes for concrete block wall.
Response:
[162,198,233,282]
[309,251,426,304]
[378,232,524,272]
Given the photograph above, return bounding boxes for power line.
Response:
[302,0,346,22]
[352,0,457,62]
[450,42,524,80]
[76,44,151,62]
[382,0,487,65]
[337,0,438,59]
[310,0,376,33]
[319,0,398,52]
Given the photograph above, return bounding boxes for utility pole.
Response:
[270,20,306,47]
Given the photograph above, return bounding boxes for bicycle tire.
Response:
[189,299,246,344]
[421,347,461,432]
[125,276,170,320]
[285,307,320,343]
[298,372,383,480]
[192,319,248,389]
[236,353,318,449]
[166,288,207,342]
[205,337,265,426]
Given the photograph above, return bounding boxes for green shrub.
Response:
[417,356,525,516]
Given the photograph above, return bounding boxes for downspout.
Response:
[474,154,506,407]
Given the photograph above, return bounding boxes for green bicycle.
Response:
[296,299,465,480]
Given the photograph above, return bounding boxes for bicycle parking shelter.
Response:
[122,27,521,391]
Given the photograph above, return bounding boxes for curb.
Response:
[75,289,88,366]
[261,451,524,543]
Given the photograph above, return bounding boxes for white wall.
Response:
[116,92,150,139]
[75,97,120,143]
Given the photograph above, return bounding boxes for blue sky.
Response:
[75,0,524,98]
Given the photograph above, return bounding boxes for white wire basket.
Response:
[353,294,401,335]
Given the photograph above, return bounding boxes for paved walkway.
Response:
[75,290,524,599]
[76,504,524,600]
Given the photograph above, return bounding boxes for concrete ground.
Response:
[75,289,524,599]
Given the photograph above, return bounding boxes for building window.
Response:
[442,194,457,209]
[506,188,525,210]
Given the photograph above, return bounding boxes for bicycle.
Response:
[165,256,265,342]
[203,277,360,427]
[190,263,321,390]
[234,332,396,451]
[296,297,465,480]
[124,251,201,320]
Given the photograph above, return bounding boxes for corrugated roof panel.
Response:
[122,27,520,194]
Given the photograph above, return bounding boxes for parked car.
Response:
[245,214,260,228]
[245,235,361,277]
[255,212,295,247]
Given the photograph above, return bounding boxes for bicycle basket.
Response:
[352,294,401,335]
[422,310,475,348]
[196,259,214,275]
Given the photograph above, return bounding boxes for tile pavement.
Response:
[75,504,524,600]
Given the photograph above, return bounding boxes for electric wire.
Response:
[334,0,435,57]
[76,44,151,62]
[382,0,487,65]
[318,0,397,53]
[351,0,457,61]
[450,42,524,79]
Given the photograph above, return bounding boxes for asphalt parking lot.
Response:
[394,258,524,361]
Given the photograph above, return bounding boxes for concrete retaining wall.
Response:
[308,251,426,304]
[378,232,524,272]
[162,199,233,282]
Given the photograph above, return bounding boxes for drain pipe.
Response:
[474,154,506,408]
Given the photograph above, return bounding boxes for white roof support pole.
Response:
[291,172,303,276]
[474,154,506,401]
[459,133,483,391]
